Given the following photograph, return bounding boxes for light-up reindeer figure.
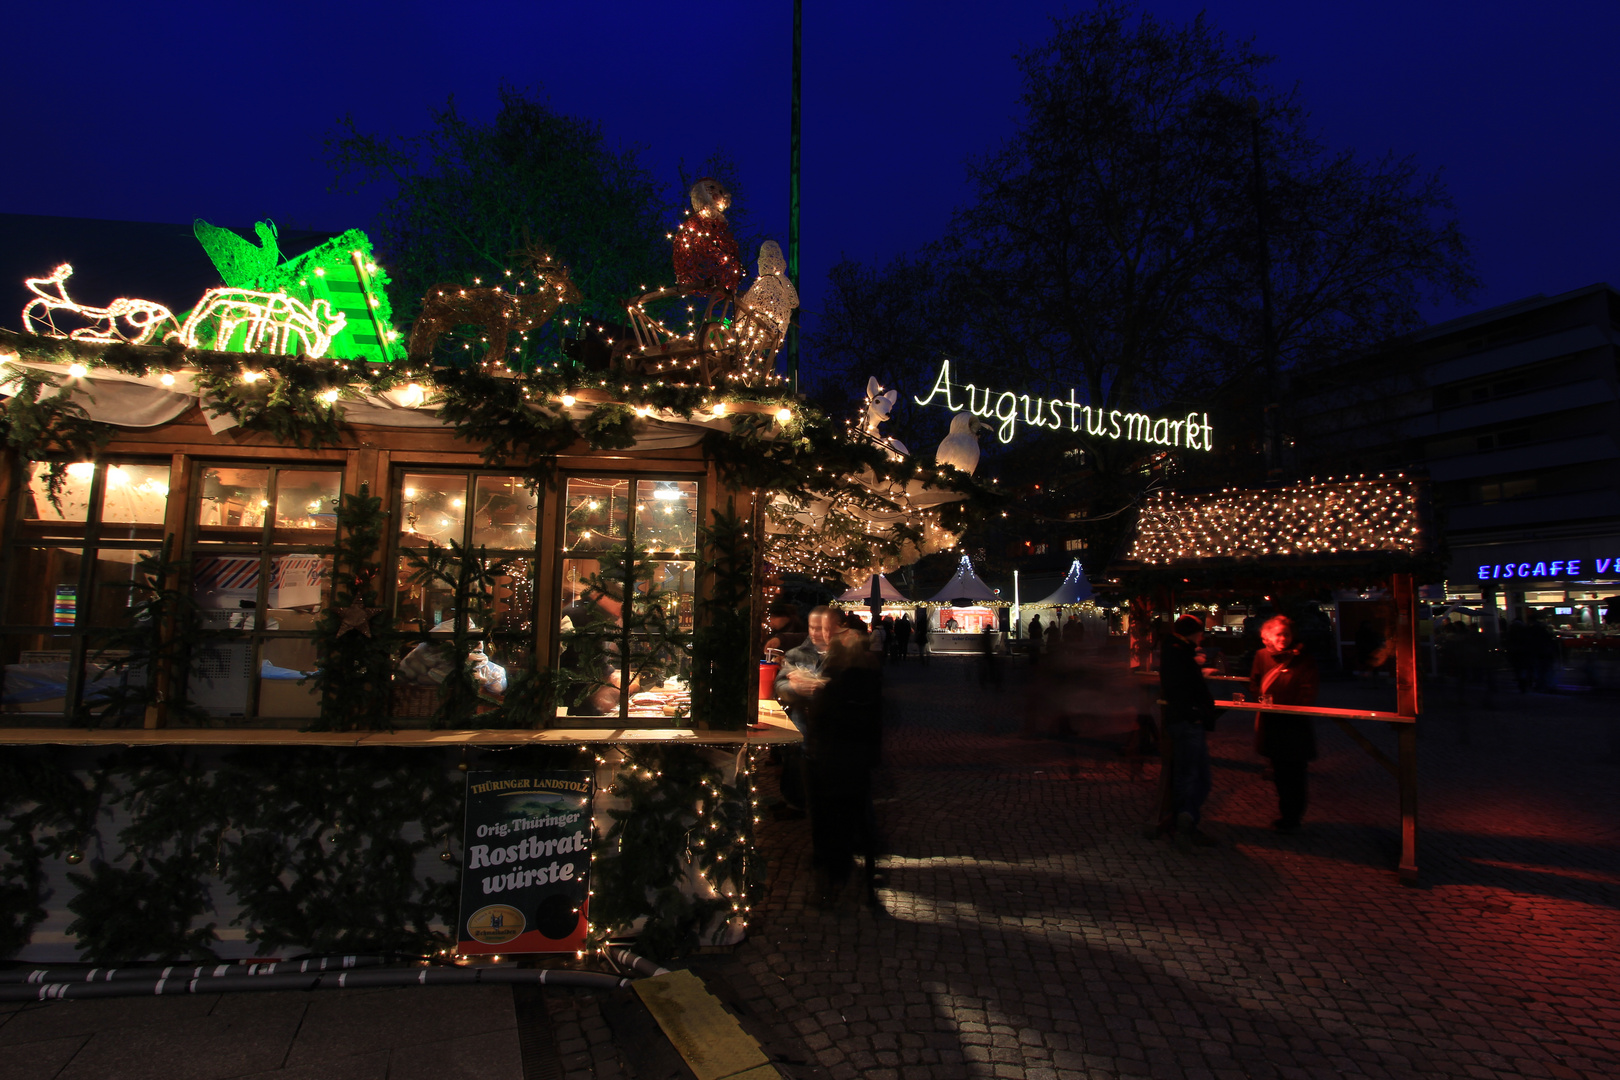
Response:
[22,263,178,345]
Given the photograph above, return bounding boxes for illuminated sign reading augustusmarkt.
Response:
[913,360,1212,448]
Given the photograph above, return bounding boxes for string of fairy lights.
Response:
[1127,474,1424,563]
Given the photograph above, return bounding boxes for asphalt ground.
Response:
[3,648,1617,1079]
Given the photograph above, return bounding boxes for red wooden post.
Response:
[1392,572,1420,883]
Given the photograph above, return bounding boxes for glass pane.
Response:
[4,547,84,627]
[196,467,270,542]
[189,640,254,718]
[628,558,695,699]
[471,475,538,550]
[273,470,341,542]
[19,462,93,537]
[100,464,170,524]
[564,478,629,553]
[2,636,76,715]
[485,558,536,635]
[558,556,627,718]
[87,549,160,629]
[400,474,467,545]
[80,647,149,727]
[268,553,332,614]
[192,554,263,629]
[395,552,457,632]
[645,559,698,635]
[259,641,320,717]
[635,480,699,555]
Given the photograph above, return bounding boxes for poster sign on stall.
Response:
[457,771,594,955]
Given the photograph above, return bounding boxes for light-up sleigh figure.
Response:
[22,264,179,345]
[173,289,347,357]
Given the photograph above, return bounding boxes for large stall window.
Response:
[2,460,171,723]
[559,477,698,723]
[391,472,538,719]
[186,464,340,721]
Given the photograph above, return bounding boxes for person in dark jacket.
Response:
[1505,614,1533,692]
[1249,615,1320,834]
[1161,614,1219,850]
[804,620,884,911]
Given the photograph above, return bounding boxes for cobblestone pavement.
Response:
[3,653,1615,1080]
[717,652,1620,1080]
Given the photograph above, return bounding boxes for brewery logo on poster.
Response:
[457,771,594,955]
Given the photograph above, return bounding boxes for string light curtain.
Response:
[1127,475,1424,564]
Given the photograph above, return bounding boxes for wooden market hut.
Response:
[1115,475,1436,882]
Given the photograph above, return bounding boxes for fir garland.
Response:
[3,744,761,966]
[307,485,394,731]
[690,507,755,731]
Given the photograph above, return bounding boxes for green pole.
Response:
[787,0,802,394]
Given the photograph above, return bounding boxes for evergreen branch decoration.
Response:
[0,372,106,508]
[401,539,510,728]
[580,403,637,450]
[691,508,754,731]
[308,484,394,732]
[4,745,764,965]
[79,537,206,729]
[64,749,222,962]
[0,750,102,958]
[587,745,759,960]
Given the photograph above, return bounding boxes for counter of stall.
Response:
[926,606,1005,653]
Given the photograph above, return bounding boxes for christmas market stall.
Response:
[923,553,1009,652]
[1023,557,1104,639]
[1117,474,1434,881]
[831,571,914,627]
[0,203,981,964]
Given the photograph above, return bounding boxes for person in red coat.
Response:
[1249,615,1320,834]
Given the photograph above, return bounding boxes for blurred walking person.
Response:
[1161,614,1219,851]
[1250,615,1319,834]
[803,614,884,911]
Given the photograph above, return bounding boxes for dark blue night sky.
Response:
[4,1,1617,351]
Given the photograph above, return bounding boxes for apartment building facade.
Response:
[1291,283,1620,638]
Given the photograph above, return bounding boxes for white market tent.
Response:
[925,554,1006,607]
[835,573,910,605]
[1028,559,1094,606]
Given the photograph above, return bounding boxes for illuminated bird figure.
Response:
[935,412,982,475]
[734,240,798,361]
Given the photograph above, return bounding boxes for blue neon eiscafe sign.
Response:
[1476,557,1618,580]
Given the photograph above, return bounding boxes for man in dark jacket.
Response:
[1161,614,1218,851]
[1249,615,1320,834]
[804,621,884,911]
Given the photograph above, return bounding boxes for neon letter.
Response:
[1067,389,1083,431]
[1477,565,1491,580]
[1108,410,1122,439]
[967,385,993,417]
[914,360,960,411]
[996,392,1019,443]
[1185,412,1203,450]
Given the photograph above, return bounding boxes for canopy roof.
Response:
[1029,559,1094,606]
[835,573,909,604]
[925,554,1005,606]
